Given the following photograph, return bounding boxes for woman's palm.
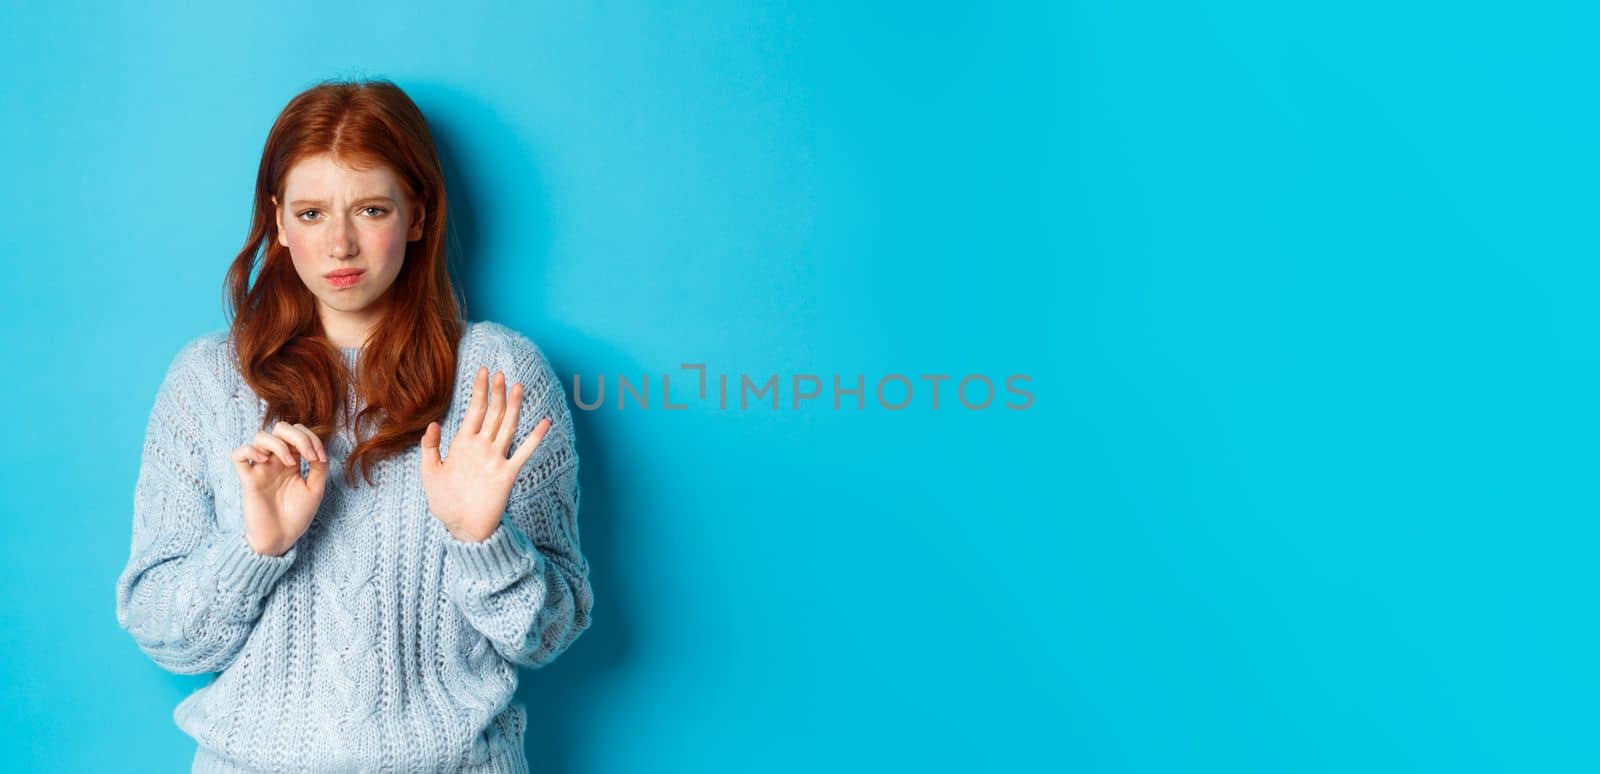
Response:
[231,422,330,555]
[420,367,552,542]
[240,456,326,546]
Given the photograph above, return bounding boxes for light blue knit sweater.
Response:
[114,320,593,773]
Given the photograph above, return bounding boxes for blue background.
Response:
[1,1,1593,771]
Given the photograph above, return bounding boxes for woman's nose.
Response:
[326,216,359,257]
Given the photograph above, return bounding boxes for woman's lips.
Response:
[327,270,365,288]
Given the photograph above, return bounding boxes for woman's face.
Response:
[272,153,423,323]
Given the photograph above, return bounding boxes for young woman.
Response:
[114,78,593,773]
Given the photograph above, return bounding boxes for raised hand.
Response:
[420,367,553,543]
[229,421,330,557]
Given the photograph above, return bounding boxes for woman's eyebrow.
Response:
[288,195,397,208]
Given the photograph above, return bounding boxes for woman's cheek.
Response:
[369,225,404,258]
[283,230,313,259]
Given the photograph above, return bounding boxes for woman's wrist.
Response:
[244,529,293,557]
[447,522,497,544]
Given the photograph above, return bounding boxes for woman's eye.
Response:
[296,208,385,221]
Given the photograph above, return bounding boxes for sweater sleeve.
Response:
[114,337,300,675]
[439,332,593,669]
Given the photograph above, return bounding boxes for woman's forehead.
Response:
[283,154,401,198]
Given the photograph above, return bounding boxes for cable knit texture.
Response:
[114,320,593,773]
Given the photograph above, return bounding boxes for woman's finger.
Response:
[253,431,296,466]
[464,367,489,435]
[292,422,328,462]
[494,381,525,454]
[273,421,321,464]
[230,444,270,467]
[510,417,553,469]
[482,371,507,440]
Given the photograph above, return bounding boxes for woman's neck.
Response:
[320,305,380,349]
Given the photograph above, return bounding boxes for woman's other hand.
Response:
[419,367,552,543]
[229,421,329,556]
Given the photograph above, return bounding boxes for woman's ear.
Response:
[270,195,288,247]
[408,203,426,242]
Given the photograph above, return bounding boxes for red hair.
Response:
[223,77,465,489]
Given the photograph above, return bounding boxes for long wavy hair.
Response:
[223,77,465,489]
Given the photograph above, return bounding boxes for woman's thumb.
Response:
[420,422,443,470]
[305,453,329,489]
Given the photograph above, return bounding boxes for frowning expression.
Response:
[272,153,424,315]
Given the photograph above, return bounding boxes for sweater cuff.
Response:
[208,530,299,597]
[441,518,541,583]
